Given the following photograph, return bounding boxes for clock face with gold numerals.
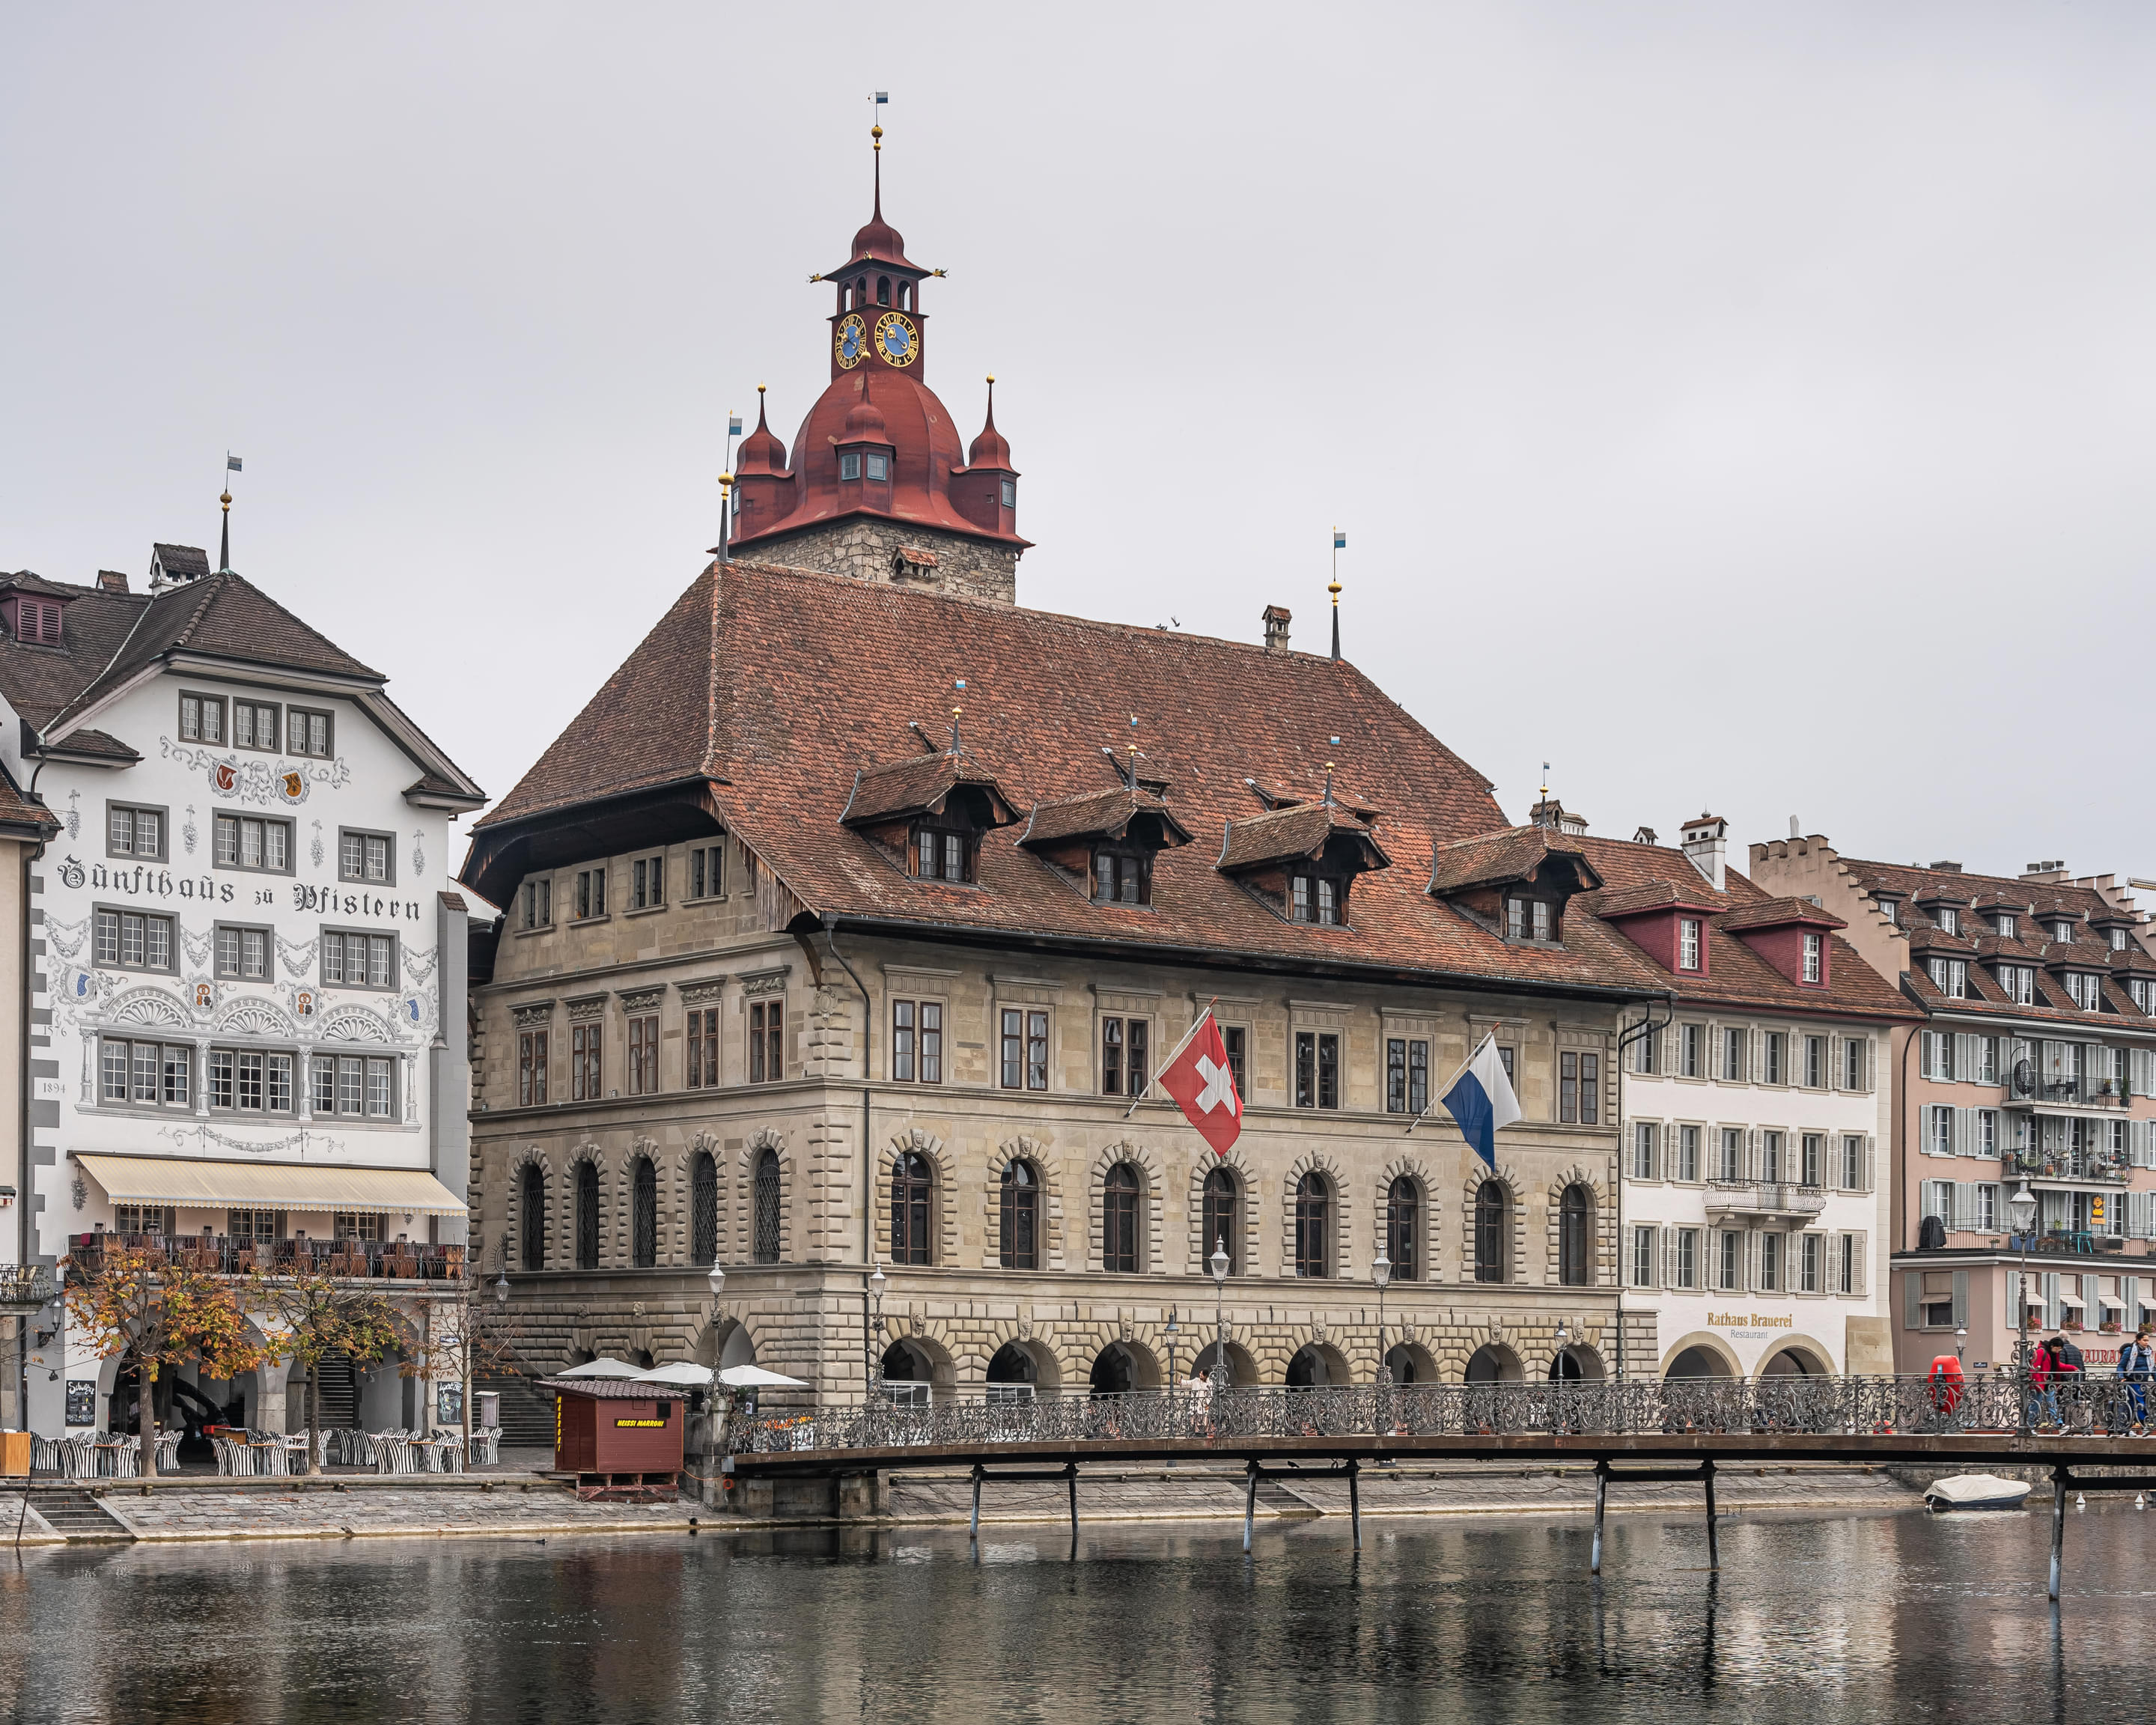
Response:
[874,311,919,367]
[834,314,867,369]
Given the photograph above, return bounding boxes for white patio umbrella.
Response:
[554,1357,642,1380]
[718,1365,809,1389]
[635,1362,716,1387]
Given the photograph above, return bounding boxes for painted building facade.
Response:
[0,540,483,1440]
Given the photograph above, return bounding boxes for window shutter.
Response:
[1745,1229,1760,1293]
[2085,1273,2101,1323]
[1661,1225,1675,1289]
[1852,1230,1869,1295]
[1952,1269,1969,1330]
[1904,1271,1920,1330]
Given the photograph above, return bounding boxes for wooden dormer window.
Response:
[1093,849,1149,906]
[913,824,973,883]
[4,596,64,645]
[1505,895,1556,943]
[1291,873,1344,925]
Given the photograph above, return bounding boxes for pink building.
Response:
[1752,840,2156,1375]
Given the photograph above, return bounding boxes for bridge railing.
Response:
[723,1372,2152,1456]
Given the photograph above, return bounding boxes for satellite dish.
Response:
[2012,1059,2035,1097]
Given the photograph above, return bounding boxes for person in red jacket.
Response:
[2029,1336,2059,1432]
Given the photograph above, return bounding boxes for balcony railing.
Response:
[1704,1181,1827,1219]
[2012,1150,2129,1184]
[2008,1075,2134,1110]
[67,1232,463,1281]
[1,1265,54,1312]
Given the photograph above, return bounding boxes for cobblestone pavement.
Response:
[99,1483,697,1542]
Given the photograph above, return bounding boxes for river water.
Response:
[4,1503,2152,1723]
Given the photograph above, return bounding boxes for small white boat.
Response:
[1924,1473,2033,1512]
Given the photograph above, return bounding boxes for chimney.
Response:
[1632,826,1657,846]
[1261,604,1291,652]
[96,571,129,594]
[1681,812,1728,891]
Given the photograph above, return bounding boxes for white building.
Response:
[1565,815,1910,1378]
[0,535,482,1441]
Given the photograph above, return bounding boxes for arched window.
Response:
[1294,1172,1330,1278]
[631,1157,657,1268]
[1103,1163,1141,1274]
[999,1160,1038,1270]
[689,1151,718,1267]
[877,275,891,305]
[1474,1180,1508,1283]
[1385,1175,1419,1281]
[892,1152,933,1265]
[519,1164,545,1271]
[1202,1166,1239,1274]
[575,1161,599,1271]
[1559,1184,1593,1286]
[753,1149,782,1265]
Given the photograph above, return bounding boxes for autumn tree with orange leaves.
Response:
[61,1242,267,1480]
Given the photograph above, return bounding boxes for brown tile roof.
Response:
[1571,836,1914,1023]
[1216,800,1385,872]
[1580,879,1723,920]
[1425,826,1601,895]
[468,561,1677,998]
[1709,895,1846,934]
[1845,857,2137,938]
[839,750,1018,827]
[1020,784,1193,848]
[0,759,56,836]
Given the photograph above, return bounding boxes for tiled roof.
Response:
[840,750,1017,827]
[1572,836,1913,1023]
[1425,826,1600,896]
[1216,800,1384,872]
[150,544,211,580]
[0,759,57,835]
[469,560,1680,998]
[1021,784,1192,848]
[1582,878,1721,920]
[1717,896,1848,933]
[1845,858,2134,937]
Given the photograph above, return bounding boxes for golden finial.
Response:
[1328,579,1342,604]
[220,491,232,508]
[871,124,883,148]
[987,374,996,384]
[757,382,767,395]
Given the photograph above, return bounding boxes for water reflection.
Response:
[4,1506,2155,1723]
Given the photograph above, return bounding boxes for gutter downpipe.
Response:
[820,916,875,1403]
[17,758,50,1434]
[1613,992,1678,1383]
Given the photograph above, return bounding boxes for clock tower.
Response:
[727,125,1027,603]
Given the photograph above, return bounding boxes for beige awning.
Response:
[75,1154,466,1217]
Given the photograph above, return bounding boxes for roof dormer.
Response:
[1020,782,1194,909]
[1217,801,1389,928]
[1717,897,1847,988]
[1426,825,1604,947]
[0,576,71,648]
[1587,880,1723,976]
[841,749,1020,884]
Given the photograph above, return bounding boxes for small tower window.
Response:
[840,451,862,481]
[1000,478,1016,508]
[865,451,890,481]
[877,276,892,305]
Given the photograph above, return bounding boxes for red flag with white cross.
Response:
[1157,1010,1242,1157]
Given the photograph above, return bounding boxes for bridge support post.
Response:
[969,1464,983,1544]
[2050,1464,2067,1602]
[1702,1458,1720,1572]
[1348,1458,1361,1553]
[1065,1461,1079,1545]
[1592,1460,1608,1576]
[1244,1461,1258,1553]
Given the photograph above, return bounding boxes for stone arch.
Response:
[881,1309,960,1399]
[974,1323,1068,1394]
[564,1141,610,1270]
[1383,1339,1440,1385]
[1755,1336,1836,1380]
[1462,1164,1527,1286]
[1464,1341,1524,1384]
[1374,1154,1442,1283]
[880,1128,957,1268]
[1660,1330,1743,1379]
[680,1132,724,1269]
[506,1145,554,1272]
[622,1137,661,1269]
[1545,1166,1609,1288]
[736,1128,794,1265]
[1088,1141,1165,1274]
[1283,1332,1353,1388]
[1549,1339,1607,1382]
[1190,1338,1261,1387]
[985,1137,1067,1271]
[1281,1149,1352,1280]
[109,988,189,1028]
[1085,1336,1163,1395]
[1187,1146,1261,1280]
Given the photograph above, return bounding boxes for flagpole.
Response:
[1405,1029,1497,1135]
[1123,996,1218,1119]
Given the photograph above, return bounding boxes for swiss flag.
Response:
[1157,1011,1243,1157]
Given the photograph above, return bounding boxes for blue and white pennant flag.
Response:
[1436,1032,1522,1168]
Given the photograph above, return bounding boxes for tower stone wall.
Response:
[752,520,1018,603]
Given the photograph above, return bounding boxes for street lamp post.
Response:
[1210,1238,1230,1395]
[702,1261,726,1486]
[2010,1181,2038,1436]
[869,1265,888,1401]
[1371,1250,1392,1384]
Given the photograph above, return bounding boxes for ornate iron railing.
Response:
[66,1233,463,1281]
[724,1372,2154,1456]
[0,1265,54,1311]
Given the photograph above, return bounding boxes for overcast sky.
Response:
[5,4,2153,892]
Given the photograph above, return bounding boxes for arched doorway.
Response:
[1383,1341,1438,1385]
[1285,1342,1350,1388]
[1760,1343,1831,1378]
[1661,1333,1741,1380]
[719,1324,758,1372]
[1464,1343,1523,1384]
[1087,1341,1160,1396]
[882,1338,936,1408]
[1548,1344,1605,1382]
[1666,1346,1729,1379]
[1190,1339,1259,1387]
[987,1340,1060,1400]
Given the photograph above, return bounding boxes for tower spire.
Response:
[1329,527,1345,661]
[219,489,231,574]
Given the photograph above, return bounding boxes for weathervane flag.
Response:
[1439,1031,1522,1169]
[1157,1009,1243,1157]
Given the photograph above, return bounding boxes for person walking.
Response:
[2119,1327,2154,1437]
[2029,1335,2059,1432]
[2052,1329,2086,1432]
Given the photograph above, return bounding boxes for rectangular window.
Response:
[1839,1233,1858,1294]
[213,813,292,873]
[1720,1128,1744,1181]
[1927,957,1970,999]
[1294,1030,1340,1110]
[178,692,226,744]
[1761,1130,1783,1182]
[231,702,279,752]
[1764,1032,1785,1085]
[1631,1226,1657,1288]
[1093,850,1149,906]
[1723,1027,1747,1081]
[106,804,165,861]
[213,924,270,981]
[631,854,666,910]
[1385,1038,1428,1113]
[570,1021,602,1101]
[1101,1016,1150,1098]
[1844,1037,1866,1090]
[93,908,175,973]
[1803,1035,1825,1089]
[894,1000,943,1085]
[611,1011,653,1101]
[313,1053,392,1119]
[1680,1023,1702,1078]
[573,866,607,919]
[1800,1233,1822,1293]
[333,1213,383,1242]
[1801,1132,1824,1187]
[1719,1230,1742,1292]
[1635,1023,1657,1074]
[321,931,396,990]
[914,827,972,883]
[517,1030,549,1107]
[688,845,725,899]
[1223,1024,1247,1101]
[1677,1123,1701,1182]
[1758,1232,1782,1292]
[749,999,783,1083]
[1801,931,1822,983]
[839,450,862,481]
[1633,1121,1657,1180]
[686,1008,719,1089]
[1559,1051,1600,1124]
[521,877,552,930]
[1937,907,1960,936]
[1679,918,1702,971]
[1842,1134,1866,1190]
[1675,1227,1699,1290]
[287,708,332,759]
[115,1204,177,1238]
[865,450,889,481]
[99,1038,191,1110]
[338,830,394,884]
[208,1048,293,1115]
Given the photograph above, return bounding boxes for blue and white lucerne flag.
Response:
[1333,529,1346,550]
[1441,1032,1522,1169]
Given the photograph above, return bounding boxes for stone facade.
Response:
[471,845,1635,1405]
[746,520,1017,603]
